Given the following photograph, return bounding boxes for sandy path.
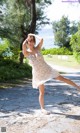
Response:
[0,73,80,133]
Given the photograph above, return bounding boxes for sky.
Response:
[46,0,80,23]
[38,0,80,49]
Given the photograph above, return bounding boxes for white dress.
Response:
[27,51,59,88]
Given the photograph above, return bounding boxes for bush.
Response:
[42,47,73,55]
[0,59,32,82]
[73,52,80,63]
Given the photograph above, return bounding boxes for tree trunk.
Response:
[19,0,36,64]
[28,0,36,33]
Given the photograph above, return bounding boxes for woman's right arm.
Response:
[22,39,29,57]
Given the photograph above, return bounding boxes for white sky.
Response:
[45,0,80,22]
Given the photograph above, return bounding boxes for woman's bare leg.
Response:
[39,84,50,114]
[39,84,45,110]
[55,75,80,90]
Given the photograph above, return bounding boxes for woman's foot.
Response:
[41,109,50,115]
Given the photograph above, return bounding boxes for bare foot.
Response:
[41,109,50,115]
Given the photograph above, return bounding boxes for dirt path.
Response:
[0,73,80,133]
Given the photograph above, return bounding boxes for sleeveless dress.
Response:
[27,51,60,89]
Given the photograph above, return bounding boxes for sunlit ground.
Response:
[44,55,80,69]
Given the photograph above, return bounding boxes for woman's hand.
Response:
[28,33,34,37]
[28,33,43,40]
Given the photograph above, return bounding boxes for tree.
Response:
[0,0,51,63]
[0,0,31,62]
[52,16,78,49]
[70,28,80,63]
[70,21,78,35]
[70,22,80,52]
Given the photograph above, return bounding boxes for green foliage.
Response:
[0,39,19,59]
[0,0,52,62]
[41,47,73,55]
[0,40,8,53]
[70,31,80,52]
[0,0,29,41]
[2,47,13,58]
[78,22,80,30]
[0,59,32,82]
[36,0,51,29]
[70,21,78,34]
[0,0,52,41]
[73,52,80,63]
[52,16,78,48]
[0,39,11,58]
[70,30,80,63]
[52,16,70,47]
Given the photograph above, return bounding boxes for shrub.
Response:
[42,47,73,55]
[0,59,32,82]
[73,52,80,63]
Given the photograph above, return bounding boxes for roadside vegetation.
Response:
[0,59,32,82]
[42,47,73,55]
[0,0,51,85]
[0,1,80,85]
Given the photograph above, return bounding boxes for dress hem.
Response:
[32,74,59,89]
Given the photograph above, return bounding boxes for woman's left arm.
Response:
[28,33,43,50]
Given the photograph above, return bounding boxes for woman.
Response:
[22,33,80,114]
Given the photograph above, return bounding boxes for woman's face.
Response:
[27,36,35,48]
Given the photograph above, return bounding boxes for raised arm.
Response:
[28,33,43,50]
[22,38,29,57]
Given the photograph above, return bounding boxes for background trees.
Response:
[52,16,80,63]
[70,23,80,63]
[0,0,52,81]
[0,0,80,63]
[52,16,78,49]
[0,0,51,62]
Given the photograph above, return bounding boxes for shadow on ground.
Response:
[0,73,80,117]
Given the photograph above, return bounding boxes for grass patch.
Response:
[44,55,80,69]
